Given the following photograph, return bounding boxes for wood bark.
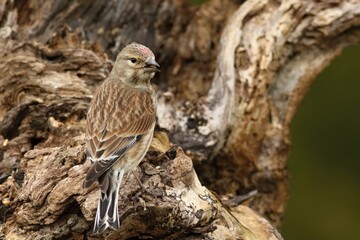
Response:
[0,0,359,239]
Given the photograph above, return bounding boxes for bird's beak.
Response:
[145,58,160,73]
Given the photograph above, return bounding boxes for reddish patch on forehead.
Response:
[122,43,156,59]
[136,45,154,58]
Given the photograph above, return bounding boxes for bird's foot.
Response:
[131,171,164,199]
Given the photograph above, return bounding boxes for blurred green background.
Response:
[282,45,360,239]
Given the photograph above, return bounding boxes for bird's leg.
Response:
[131,171,163,199]
[131,171,147,192]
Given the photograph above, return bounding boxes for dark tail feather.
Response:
[93,169,124,234]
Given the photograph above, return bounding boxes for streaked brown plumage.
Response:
[83,43,159,234]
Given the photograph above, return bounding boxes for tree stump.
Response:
[1,0,360,239]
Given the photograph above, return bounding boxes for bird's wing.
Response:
[83,82,155,188]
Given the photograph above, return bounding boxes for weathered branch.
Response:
[1,0,360,239]
[158,0,360,225]
[0,25,280,240]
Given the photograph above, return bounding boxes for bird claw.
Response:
[131,171,163,199]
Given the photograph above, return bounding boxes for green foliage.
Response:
[190,0,207,5]
[283,45,360,240]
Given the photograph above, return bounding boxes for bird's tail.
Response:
[93,169,124,234]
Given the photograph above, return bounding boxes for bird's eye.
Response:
[130,58,137,63]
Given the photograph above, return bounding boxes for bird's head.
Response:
[111,43,160,88]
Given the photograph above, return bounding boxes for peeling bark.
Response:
[0,0,360,239]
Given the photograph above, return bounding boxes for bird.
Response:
[83,43,160,234]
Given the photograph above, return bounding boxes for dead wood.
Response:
[0,0,360,239]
